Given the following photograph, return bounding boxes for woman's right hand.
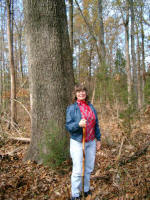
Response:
[79,119,86,127]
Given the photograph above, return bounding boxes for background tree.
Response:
[6,0,17,127]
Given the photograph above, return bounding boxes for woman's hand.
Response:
[79,119,86,128]
[96,141,101,151]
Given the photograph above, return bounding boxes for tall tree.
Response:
[130,0,137,100]
[117,0,132,104]
[124,0,132,105]
[23,0,74,162]
[140,1,145,106]
[6,0,17,126]
[98,0,106,61]
[136,29,142,109]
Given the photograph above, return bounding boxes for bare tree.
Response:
[140,1,145,106]
[136,29,142,110]
[130,0,137,101]
[118,0,132,104]
[98,0,106,61]
[6,0,17,126]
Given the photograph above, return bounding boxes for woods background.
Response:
[0,0,150,199]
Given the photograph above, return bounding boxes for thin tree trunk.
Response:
[6,0,17,126]
[0,4,3,106]
[119,0,132,105]
[78,40,81,82]
[98,0,106,61]
[18,33,23,80]
[123,1,132,105]
[130,0,137,101]
[140,3,145,106]
[125,22,132,105]
[88,44,93,93]
[136,30,142,110]
[14,20,23,81]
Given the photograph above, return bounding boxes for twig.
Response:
[74,0,101,62]
[119,139,150,166]
[1,117,23,135]
[116,136,125,161]
[11,98,31,120]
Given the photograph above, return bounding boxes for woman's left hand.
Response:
[96,141,101,151]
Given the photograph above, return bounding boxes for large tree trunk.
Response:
[6,0,17,126]
[23,0,74,162]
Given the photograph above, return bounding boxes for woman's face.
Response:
[76,90,86,101]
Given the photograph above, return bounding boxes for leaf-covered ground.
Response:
[0,115,150,200]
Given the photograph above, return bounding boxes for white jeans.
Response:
[70,139,96,198]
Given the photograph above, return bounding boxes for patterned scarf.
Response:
[77,100,96,142]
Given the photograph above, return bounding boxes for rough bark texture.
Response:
[23,0,74,162]
[68,0,73,52]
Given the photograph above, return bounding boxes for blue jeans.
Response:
[70,139,96,198]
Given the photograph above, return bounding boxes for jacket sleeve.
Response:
[92,106,101,141]
[66,105,81,133]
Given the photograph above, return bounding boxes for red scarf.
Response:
[77,100,96,142]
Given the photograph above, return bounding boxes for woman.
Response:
[66,84,101,200]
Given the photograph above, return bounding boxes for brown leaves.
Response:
[0,115,150,200]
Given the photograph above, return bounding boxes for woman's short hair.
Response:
[72,84,89,103]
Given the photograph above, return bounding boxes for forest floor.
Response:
[0,110,150,200]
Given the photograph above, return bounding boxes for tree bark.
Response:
[125,21,132,105]
[140,3,145,106]
[123,1,132,105]
[23,0,74,162]
[98,0,106,61]
[6,0,17,126]
[136,30,142,110]
[130,0,137,101]
[68,0,73,53]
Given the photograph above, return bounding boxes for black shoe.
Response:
[70,197,81,200]
[84,190,92,197]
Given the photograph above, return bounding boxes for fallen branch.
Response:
[6,147,23,156]
[119,140,150,166]
[9,137,30,143]
[91,174,110,181]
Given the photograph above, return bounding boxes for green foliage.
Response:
[39,120,69,168]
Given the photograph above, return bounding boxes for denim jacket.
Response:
[66,102,101,142]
